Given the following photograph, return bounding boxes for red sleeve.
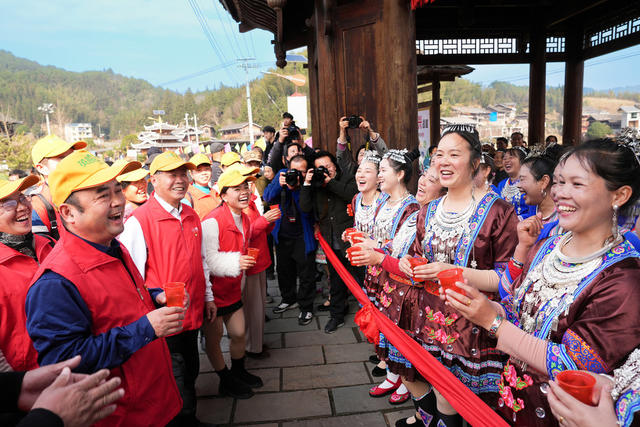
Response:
[381,255,406,277]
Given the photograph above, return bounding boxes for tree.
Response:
[120,134,138,151]
[586,121,612,139]
[0,134,35,169]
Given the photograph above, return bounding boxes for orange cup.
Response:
[346,246,363,265]
[270,204,280,211]
[247,247,260,261]
[437,268,466,296]
[164,282,185,308]
[408,257,429,280]
[556,370,596,405]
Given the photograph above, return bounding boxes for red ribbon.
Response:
[315,232,508,427]
[354,304,380,345]
[411,0,437,10]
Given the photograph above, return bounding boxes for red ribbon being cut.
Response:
[316,232,508,427]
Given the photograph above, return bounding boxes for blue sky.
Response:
[2,0,639,93]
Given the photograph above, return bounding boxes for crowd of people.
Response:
[0,111,639,427]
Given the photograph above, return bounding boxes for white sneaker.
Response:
[273,302,299,314]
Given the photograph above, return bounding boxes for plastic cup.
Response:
[408,257,429,280]
[270,204,280,211]
[350,232,366,244]
[556,370,596,405]
[346,246,363,265]
[437,268,466,296]
[247,247,260,261]
[344,227,357,242]
[164,282,185,308]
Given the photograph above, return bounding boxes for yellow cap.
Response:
[254,138,266,152]
[217,168,257,190]
[0,175,40,200]
[32,135,87,166]
[243,150,262,163]
[49,150,141,207]
[227,163,259,176]
[221,151,241,167]
[150,151,196,175]
[111,159,150,183]
[189,153,212,167]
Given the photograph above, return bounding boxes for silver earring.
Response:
[542,190,547,198]
[612,205,619,239]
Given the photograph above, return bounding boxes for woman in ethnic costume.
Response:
[396,125,519,427]
[547,347,640,427]
[446,139,640,426]
[349,149,420,404]
[473,153,499,196]
[498,147,534,219]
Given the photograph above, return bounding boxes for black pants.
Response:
[275,236,317,311]
[266,233,275,276]
[165,329,200,426]
[327,247,357,322]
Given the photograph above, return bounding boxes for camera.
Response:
[311,166,329,187]
[343,115,363,129]
[284,169,303,187]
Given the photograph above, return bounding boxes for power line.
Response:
[158,61,235,86]
[211,0,247,59]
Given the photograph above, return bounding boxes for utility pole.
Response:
[238,58,257,147]
[194,114,199,145]
[38,103,55,135]
[185,113,190,143]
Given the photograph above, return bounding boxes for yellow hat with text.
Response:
[32,134,87,166]
[49,150,141,207]
[189,153,212,167]
[0,175,40,200]
[150,151,196,175]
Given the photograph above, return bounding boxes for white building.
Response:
[64,123,93,142]
[619,105,640,128]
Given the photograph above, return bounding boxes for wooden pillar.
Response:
[308,0,417,153]
[562,27,584,146]
[430,80,440,146]
[528,29,546,146]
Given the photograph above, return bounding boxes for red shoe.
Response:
[389,389,410,404]
[369,377,402,397]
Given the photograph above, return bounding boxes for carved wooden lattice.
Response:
[587,16,640,47]
[416,37,566,55]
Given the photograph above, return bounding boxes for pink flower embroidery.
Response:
[523,374,533,386]
[433,312,446,325]
[435,329,448,344]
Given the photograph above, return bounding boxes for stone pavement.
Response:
[196,275,416,426]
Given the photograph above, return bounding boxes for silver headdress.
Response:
[524,144,546,160]
[360,150,381,166]
[616,127,640,165]
[383,149,408,164]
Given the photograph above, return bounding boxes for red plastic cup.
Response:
[270,204,279,211]
[437,268,466,296]
[346,246,363,265]
[408,257,429,280]
[350,232,366,245]
[556,370,596,405]
[247,247,260,261]
[164,282,185,308]
[344,227,357,238]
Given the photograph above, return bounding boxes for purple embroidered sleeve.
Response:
[498,266,515,299]
[562,329,608,373]
[616,389,640,427]
[499,295,520,326]
[545,342,578,379]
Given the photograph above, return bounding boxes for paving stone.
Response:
[234,389,331,423]
[196,372,220,397]
[283,362,370,390]
[263,332,283,349]
[282,412,386,426]
[196,396,234,425]
[284,327,357,347]
[282,308,329,318]
[265,317,319,333]
[246,346,324,369]
[332,384,413,414]
[344,313,356,327]
[251,367,280,393]
[324,342,375,364]
[199,352,230,373]
[385,408,419,425]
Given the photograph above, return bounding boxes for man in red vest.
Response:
[119,151,215,427]
[25,150,184,426]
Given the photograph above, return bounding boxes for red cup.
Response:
[247,247,260,261]
[270,204,280,211]
[437,268,466,296]
[344,227,357,238]
[350,231,366,244]
[408,257,429,280]
[556,370,596,405]
[346,246,363,265]
[164,282,185,308]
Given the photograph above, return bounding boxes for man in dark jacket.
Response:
[299,151,358,333]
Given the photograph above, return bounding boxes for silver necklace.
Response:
[501,178,521,206]
[355,192,379,237]
[426,194,477,265]
[371,194,410,246]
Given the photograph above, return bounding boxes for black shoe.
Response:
[371,366,387,377]
[317,302,330,312]
[246,350,270,360]
[218,375,254,399]
[396,416,425,427]
[231,357,263,388]
[298,311,313,325]
[324,318,344,334]
[369,354,380,364]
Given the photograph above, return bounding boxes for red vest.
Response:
[187,184,221,220]
[29,232,181,427]
[204,203,250,307]
[133,196,205,331]
[0,235,53,371]
[244,196,273,275]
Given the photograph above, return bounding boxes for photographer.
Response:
[337,116,388,177]
[267,113,314,172]
[300,151,358,333]
[263,155,318,326]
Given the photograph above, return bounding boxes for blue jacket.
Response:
[497,177,535,219]
[263,169,317,255]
